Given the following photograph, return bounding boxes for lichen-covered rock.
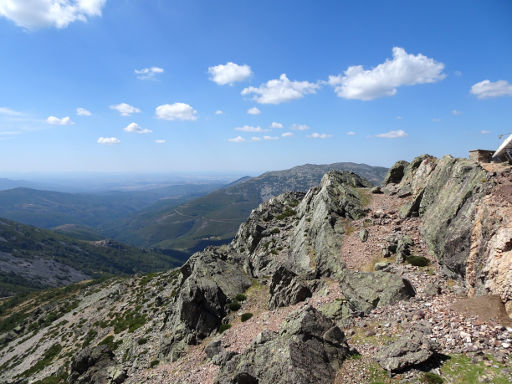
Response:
[339,270,416,315]
[375,326,439,372]
[215,306,350,384]
[268,267,312,309]
[383,160,409,185]
[68,344,115,384]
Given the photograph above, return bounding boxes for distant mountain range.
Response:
[104,162,388,252]
[0,183,224,229]
[0,217,188,297]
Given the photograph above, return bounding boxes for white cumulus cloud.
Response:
[110,103,141,117]
[97,136,120,145]
[76,107,91,116]
[308,132,332,139]
[271,122,283,129]
[208,62,252,86]
[291,124,310,131]
[215,110,223,115]
[470,80,512,99]
[247,107,261,115]
[47,116,73,125]
[124,122,152,134]
[376,129,408,139]
[134,67,164,80]
[281,132,293,137]
[328,47,445,101]
[263,135,278,141]
[155,103,198,121]
[155,139,166,144]
[235,125,267,133]
[242,74,319,104]
[228,136,245,143]
[0,0,107,29]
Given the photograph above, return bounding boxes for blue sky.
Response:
[0,0,511,174]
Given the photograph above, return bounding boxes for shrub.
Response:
[218,323,231,334]
[276,208,296,220]
[137,337,148,345]
[235,294,247,302]
[270,228,280,234]
[99,335,122,351]
[241,313,253,322]
[229,301,241,311]
[150,359,159,368]
[406,255,430,267]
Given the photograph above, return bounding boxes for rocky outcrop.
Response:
[159,246,252,360]
[268,267,312,309]
[375,325,439,373]
[215,306,350,384]
[383,160,409,185]
[339,270,416,315]
[68,344,123,384]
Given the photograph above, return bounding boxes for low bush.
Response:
[241,313,253,322]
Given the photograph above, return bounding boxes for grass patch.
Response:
[240,313,253,322]
[112,310,147,334]
[421,372,444,383]
[276,208,296,220]
[81,329,97,348]
[440,354,512,384]
[356,188,372,208]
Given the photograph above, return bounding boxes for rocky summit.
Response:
[1,155,512,384]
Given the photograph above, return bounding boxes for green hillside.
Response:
[0,218,188,297]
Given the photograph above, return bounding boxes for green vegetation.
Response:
[112,310,147,334]
[440,354,512,384]
[33,373,68,384]
[137,337,148,345]
[21,343,62,377]
[82,329,97,347]
[276,208,297,220]
[235,294,247,302]
[150,359,160,368]
[240,313,253,322]
[228,301,241,311]
[270,228,280,234]
[406,255,430,267]
[218,323,232,334]
[421,372,444,383]
[99,335,122,351]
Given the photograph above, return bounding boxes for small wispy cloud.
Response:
[451,109,462,115]
[110,103,141,117]
[228,136,245,143]
[215,110,223,115]
[376,129,408,139]
[281,132,293,137]
[271,122,283,129]
[291,124,310,131]
[97,137,120,145]
[135,67,164,80]
[346,131,356,136]
[155,139,166,144]
[235,125,268,133]
[251,137,262,141]
[247,107,261,115]
[470,80,512,99]
[480,130,491,135]
[76,107,91,116]
[308,132,332,139]
[0,107,23,116]
[242,74,319,104]
[47,116,74,125]
[124,122,152,134]
[263,135,279,141]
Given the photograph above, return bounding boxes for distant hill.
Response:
[106,162,388,252]
[0,183,224,231]
[0,217,189,297]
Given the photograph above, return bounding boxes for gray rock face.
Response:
[159,246,252,360]
[383,160,409,185]
[68,344,115,384]
[215,306,350,384]
[268,267,312,309]
[375,327,439,372]
[339,271,416,315]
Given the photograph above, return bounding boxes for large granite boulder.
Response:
[268,266,312,309]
